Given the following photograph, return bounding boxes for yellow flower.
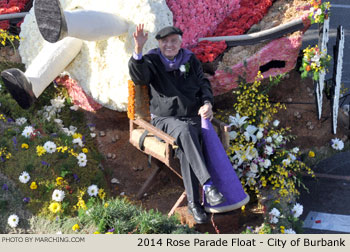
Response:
[30,182,38,190]
[104,203,109,208]
[56,177,64,186]
[98,188,106,200]
[72,224,80,231]
[280,226,285,234]
[21,143,29,149]
[82,148,89,153]
[93,231,100,234]
[49,202,61,213]
[241,205,245,212]
[36,145,46,156]
[73,133,82,139]
[105,232,113,234]
[57,146,68,153]
[308,150,315,158]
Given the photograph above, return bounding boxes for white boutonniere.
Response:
[179,62,190,78]
[179,65,186,73]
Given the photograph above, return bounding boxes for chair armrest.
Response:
[132,118,177,146]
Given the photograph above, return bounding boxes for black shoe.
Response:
[34,0,68,43]
[1,68,37,109]
[205,185,225,206]
[187,202,208,224]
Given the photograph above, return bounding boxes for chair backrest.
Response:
[127,80,150,121]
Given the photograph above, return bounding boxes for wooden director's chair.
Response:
[127,80,230,216]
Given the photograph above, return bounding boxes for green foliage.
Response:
[77,197,197,234]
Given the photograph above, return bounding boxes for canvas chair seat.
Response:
[130,128,168,159]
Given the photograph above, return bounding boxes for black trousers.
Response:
[151,116,211,203]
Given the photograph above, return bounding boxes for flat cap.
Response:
[155,26,183,40]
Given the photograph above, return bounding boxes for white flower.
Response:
[228,113,248,128]
[244,125,258,143]
[272,133,278,139]
[282,158,291,167]
[229,131,238,140]
[70,105,79,111]
[289,153,296,162]
[273,120,280,127]
[21,126,35,138]
[331,138,344,151]
[19,171,30,184]
[62,125,77,136]
[263,159,271,168]
[87,185,99,197]
[179,65,186,73]
[54,118,63,126]
[284,228,296,234]
[270,216,279,224]
[245,146,258,161]
[90,133,96,138]
[292,203,303,218]
[250,163,259,173]
[78,159,87,167]
[73,138,84,147]
[51,96,65,110]
[8,214,19,228]
[266,136,272,143]
[265,145,274,156]
[232,150,245,166]
[276,135,283,143]
[43,141,57,154]
[269,208,280,223]
[292,147,299,154]
[52,189,65,202]
[77,153,87,161]
[256,130,263,140]
[270,208,281,217]
[315,8,322,16]
[15,117,27,126]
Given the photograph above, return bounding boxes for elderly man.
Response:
[128,24,225,224]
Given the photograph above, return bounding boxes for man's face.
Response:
[158,34,182,60]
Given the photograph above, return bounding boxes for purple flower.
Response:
[2,184,8,191]
[107,228,115,233]
[73,174,80,182]
[7,118,14,123]
[23,197,30,203]
[41,161,50,166]
[12,137,18,150]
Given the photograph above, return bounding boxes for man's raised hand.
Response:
[133,24,148,54]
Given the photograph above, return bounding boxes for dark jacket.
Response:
[128,52,213,117]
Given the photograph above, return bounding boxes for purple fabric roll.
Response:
[201,117,249,213]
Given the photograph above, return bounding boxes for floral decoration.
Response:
[299,45,331,81]
[308,0,330,24]
[127,80,135,120]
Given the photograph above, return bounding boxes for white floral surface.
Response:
[19,0,173,111]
